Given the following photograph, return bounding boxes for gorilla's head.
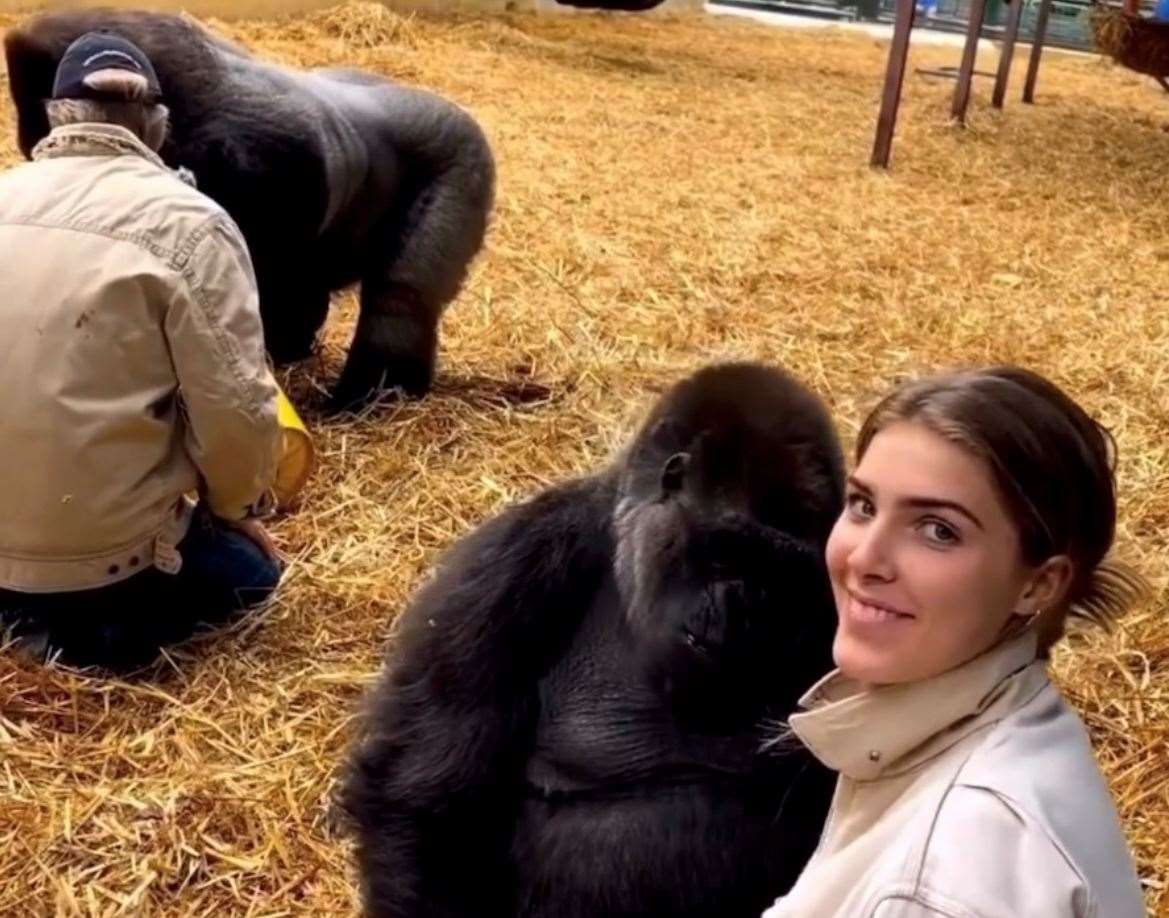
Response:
[612,364,843,704]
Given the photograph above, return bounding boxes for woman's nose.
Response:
[847,523,896,582]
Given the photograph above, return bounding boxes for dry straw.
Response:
[0,2,1166,914]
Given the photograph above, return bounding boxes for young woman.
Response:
[764,366,1148,918]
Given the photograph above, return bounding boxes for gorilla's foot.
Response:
[329,353,434,413]
[329,312,437,413]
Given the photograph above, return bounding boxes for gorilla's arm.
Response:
[334,83,496,407]
[343,477,615,918]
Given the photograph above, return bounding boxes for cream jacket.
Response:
[763,632,1145,918]
[0,124,279,593]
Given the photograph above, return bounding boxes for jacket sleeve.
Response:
[165,215,280,521]
[868,785,1098,918]
[869,894,967,918]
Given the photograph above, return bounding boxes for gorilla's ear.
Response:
[661,452,690,497]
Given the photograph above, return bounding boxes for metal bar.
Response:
[917,66,996,79]
[1022,0,1053,104]
[992,0,1025,108]
[952,0,989,124]
[870,0,917,168]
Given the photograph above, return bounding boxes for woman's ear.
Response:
[1012,555,1074,619]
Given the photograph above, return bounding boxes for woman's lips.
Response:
[845,592,915,625]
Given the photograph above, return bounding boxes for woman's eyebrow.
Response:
[902,497,985,530]
[846,475,985,530]
[846,475,872,494]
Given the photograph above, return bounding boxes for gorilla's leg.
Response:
[331,277,438,407]
[331,97,495,410]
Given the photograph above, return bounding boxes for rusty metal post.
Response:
[992,0,1025,108]
[952,0,989,123]
[871,0,917,168]
[1022,0,1053,103]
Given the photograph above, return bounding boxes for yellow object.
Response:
[273,382,315,508]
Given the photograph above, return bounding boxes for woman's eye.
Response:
[846,493,875,519]
[920,519,960,546]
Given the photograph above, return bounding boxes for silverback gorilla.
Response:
[4,9,495,409]
[342,363,843,918]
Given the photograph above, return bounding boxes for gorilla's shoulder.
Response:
[435,473,618,577]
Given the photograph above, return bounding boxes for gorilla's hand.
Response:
[643,523,828,719]
[683,579,756,658]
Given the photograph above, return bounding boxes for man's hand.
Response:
[229,518,281,563]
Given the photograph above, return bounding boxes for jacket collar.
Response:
[790,630,1045,781]
[32,123,169,172]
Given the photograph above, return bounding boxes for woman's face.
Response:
[825,421,1045,685]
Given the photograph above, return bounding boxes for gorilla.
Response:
[342,362,843,918]
[4,9,495,409]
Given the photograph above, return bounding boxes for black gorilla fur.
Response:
[342,363,844,918]
[4,9,495,408]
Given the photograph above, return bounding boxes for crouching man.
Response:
[0,32,282,670]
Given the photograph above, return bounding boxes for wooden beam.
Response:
[871,0,917,168]
[992,0,1025,108]
[1022,0,1053,104]
[952,0,989,123]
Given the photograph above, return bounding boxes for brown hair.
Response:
[857,366,1148,653]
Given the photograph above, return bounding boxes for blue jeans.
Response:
[0,510,281,671]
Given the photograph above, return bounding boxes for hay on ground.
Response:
[0,3,1166,915]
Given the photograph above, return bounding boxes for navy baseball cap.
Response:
[52,31,162,103]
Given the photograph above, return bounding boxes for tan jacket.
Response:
[0,123,279,593]
[764,632,1145,918]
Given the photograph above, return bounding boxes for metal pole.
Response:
[871,0,917,168]
[992,0,1025,108]
[1022,0,1053,103]
[952,0,990,123]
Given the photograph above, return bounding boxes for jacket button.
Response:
[108,565,120,576]
[868,750,882,762]
[129,556,140,568]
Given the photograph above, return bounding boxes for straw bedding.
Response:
[0,3,1166,914]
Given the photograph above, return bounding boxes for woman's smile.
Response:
[844,591,915,627]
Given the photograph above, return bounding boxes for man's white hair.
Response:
[45,69,169,152]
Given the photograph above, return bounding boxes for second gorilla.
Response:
[343,363,844,918]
